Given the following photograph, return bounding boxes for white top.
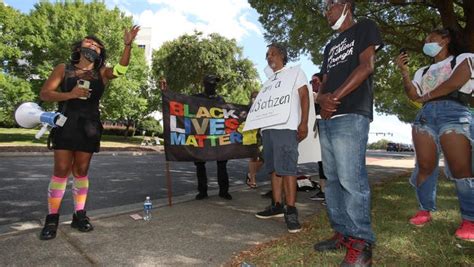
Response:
[262,66,308,131]
[412,53,474,96]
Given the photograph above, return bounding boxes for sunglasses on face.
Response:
[321,0,346,11]
[310,79,320,85]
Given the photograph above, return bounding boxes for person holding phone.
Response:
[38,25,140,240]
[395,28,474,241]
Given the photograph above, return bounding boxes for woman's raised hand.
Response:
[124,25,140,46]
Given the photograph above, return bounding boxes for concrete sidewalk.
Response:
[0,159,414,266]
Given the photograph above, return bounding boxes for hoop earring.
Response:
[70,51,80,63]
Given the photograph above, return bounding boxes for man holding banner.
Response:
[192,75,232,200]
[161,75,259,201]
[245,43,309,233]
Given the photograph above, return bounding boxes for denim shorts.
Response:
[413,100,472,153]
[262,129,298,176]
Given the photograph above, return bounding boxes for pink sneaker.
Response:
[455,220,474,242]
[409,210,431,226]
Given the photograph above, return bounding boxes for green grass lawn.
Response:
[233,175,474,266]
[0,127,144,147]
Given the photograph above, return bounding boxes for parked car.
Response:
[386,142,400,152]
[400,143,414,152]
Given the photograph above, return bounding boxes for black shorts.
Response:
[51,113,103,153]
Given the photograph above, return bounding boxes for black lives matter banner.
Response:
[162,90,259,161]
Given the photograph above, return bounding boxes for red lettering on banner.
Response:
[170,101,184,116]
[225,118,239,134]
[194,135,207,147]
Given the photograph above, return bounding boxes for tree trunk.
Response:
[124,119,131,138]
[435,0,460,30]
[436,0,474,52]
[463,0,474,52]
[131,120,136,137]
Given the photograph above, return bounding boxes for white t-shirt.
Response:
[412,53,474,96]
[262,66,308,131]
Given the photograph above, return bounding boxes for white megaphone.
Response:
[14,102,66,139]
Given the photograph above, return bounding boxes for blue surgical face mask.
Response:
[422,42,443,57]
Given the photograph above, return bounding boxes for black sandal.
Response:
[245,173,257,189]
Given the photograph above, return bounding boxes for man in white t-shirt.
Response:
[254,43,309,233]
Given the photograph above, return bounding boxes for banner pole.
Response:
[166,161,172,206]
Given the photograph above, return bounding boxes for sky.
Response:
[4,0,413,144]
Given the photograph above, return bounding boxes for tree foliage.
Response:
[138,117,163,136]
[0,74,35,127]
[0,4,26,74]
[248,0,474,122]
[367,138,391,150]
[151,32,260,105]
[101,47,150,136]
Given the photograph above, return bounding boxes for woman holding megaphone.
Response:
[38,25,140,240]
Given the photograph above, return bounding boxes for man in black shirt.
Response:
[313,1,383,266]
[194,75,232,200]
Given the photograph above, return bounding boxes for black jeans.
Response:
[194,161,229,194]
[318,161,327,180]
[316,119,327,180]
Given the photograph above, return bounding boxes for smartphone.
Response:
[399,48,408,65]
[77,79,91,100]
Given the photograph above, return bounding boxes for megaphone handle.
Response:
[35,124,49,139]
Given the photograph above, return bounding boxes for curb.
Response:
[0,182,271,237]
[0,150,163,157]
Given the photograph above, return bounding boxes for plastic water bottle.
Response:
[143,196,152,221]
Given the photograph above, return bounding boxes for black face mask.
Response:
[80,47,99,62]
[204,82,217,96]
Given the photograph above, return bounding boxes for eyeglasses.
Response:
[321,0,346,11]
[309,79,320,85]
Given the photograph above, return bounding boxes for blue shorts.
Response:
[262,129,299,176]
[413,100,472,155]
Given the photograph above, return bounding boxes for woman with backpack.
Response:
[395,27,474,241]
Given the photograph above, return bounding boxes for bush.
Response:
[368,139,391,150]
[137,118,162,136]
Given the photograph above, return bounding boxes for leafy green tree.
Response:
[151,31,260,105]
[0,74,35,127]
[367,138,391,150]
[0,4,35,127]
[100,47,150,136]
[137,117,163,137]
[248,0,474,122]
[0,4,26,74]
